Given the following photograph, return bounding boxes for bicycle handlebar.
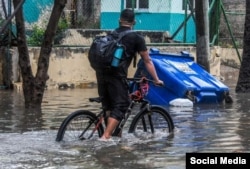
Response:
[127,77,153,83]
[127,77,164,87]
[89,77,163,103]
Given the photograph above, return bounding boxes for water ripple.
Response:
[0,87,250,168]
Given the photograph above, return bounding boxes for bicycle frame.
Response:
[97,77,153,136]
[113,99,151,136]
[78,110,105,140]
[56,77,174,142]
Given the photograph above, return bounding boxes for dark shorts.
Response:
[96,71,130,121]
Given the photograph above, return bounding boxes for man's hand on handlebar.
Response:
[154,79,164,86]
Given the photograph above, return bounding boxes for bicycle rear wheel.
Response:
[128,106,174,139]
[56,110,104,142]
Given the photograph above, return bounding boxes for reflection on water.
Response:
[0,82,250,168]
[0,88,100,133]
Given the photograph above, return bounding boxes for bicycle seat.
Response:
[89,97,102,103]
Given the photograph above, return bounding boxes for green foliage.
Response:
[58,17,69,32]
[27,25,45,46]
[28,17,69,46]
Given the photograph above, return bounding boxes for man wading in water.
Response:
[95,9,164,141]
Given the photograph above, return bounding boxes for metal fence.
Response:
[0,0,246,48]
[219,0,245,48]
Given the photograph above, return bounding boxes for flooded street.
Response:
[1,73,250,168]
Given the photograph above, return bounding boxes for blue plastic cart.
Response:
[133,48,233,106]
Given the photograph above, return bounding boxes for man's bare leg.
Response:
[101,117,119,139]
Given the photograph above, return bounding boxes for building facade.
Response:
[100,0,196,42]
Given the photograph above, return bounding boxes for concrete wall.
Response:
[0,45,236,90]
[0,27,242,90]
[20,47,140,89]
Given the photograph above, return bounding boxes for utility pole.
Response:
[195,0,210,72]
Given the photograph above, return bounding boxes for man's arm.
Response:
[139,50,164,85]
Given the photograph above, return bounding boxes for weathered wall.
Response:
[0,29,242,90]
[0,48,3,86]
[220,0,245,47]
[18,47,141,89]
[218,47,242,68]
[0,45,232,90]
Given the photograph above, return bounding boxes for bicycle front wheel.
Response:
[56,110,104,142]
[128,106,174,139]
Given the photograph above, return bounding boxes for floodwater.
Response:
[1,72,250,168]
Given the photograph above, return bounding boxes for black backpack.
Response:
[88,30,134,70]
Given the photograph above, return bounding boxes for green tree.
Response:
[13,0,68,108]
[235,0,250,92]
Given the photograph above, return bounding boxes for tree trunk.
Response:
[13,0,67,108]
[195,0,210,72]
[13,0,35,107]
[235,0,250,92]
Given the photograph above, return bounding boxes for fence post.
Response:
[195,0,210,72]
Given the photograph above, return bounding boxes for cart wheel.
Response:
[225,95,233,104]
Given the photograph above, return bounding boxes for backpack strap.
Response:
[133,54,137,68]
[117,30,134,40]
[113,30,137,68]
[110,30,134,41]
[120,30,137,68]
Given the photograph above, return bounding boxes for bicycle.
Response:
[56,77,174,142]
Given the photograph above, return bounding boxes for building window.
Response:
[125,0,149,10]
